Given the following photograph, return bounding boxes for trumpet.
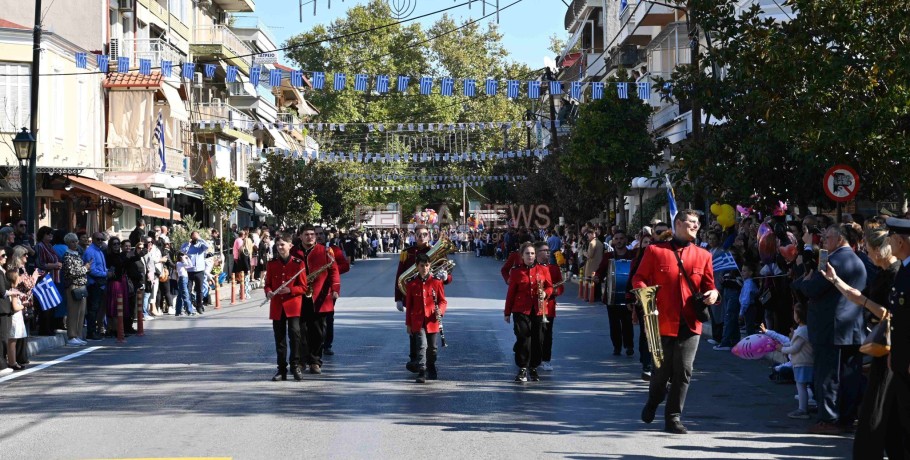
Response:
[631,285,664,369]
[537,277,549,324]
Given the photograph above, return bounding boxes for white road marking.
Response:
[0,346,103,383]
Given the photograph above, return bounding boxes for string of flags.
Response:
[75,52,657,101]
[364,182,509,191]
[335,173,527,181]
[198,119,556,132]
[263,149,550,162]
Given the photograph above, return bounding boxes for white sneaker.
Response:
[0,368,13,376]
[540,362,553,371]
[76,338,88,345]
[66,338,83,347]
[707,339,718,345]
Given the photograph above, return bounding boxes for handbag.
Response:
[758,287,773,305]
[860,314,891,357]
[159,267,169,283]
[70,286,88,301]
[671,241,711,323]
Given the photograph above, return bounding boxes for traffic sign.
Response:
[823,164,859,202]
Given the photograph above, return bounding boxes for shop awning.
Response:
[255,203,273,217]
[67,175,180,221]
[160,82,189,122]
[266,126,293,151]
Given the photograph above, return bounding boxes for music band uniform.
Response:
[264,255,308,379]
[540,262,563,364]
[395,244,453,370]
[505,263,553,375]
[324,243,350,354]
[597,250,635,355]
[404,273,448,381]
[291,243,341,371]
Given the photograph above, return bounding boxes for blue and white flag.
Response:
[397,75,410,92]
[139,59,152,76]
[269,69,282,87]
[333,72,346,90]
[117,57,130,73]
[485,78,498,96]
[375,74,390,93]
[182,62,195,80]
[665,174,678,231]
[617,82,629,99]
[441,77,454,96]
[507,80,520,99]
[549,80,562,95]
[528,80,540,99]
[637,81,651,101]
[226,65,238,83]
[250,65,262,86]
[570,81,581,100]
[75,52,88,69]
[161,60,172,77]
[154,109,166,173]
[291,70,303,87]
[419,76,433,95]
[205,63,217,79]
[592,81,604,99]
[311,71,325,89]
[712,251,740,273]
[96,55,109,73]
[463,78,476,97]
[33,274,62,311]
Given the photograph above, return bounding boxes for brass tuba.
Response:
[397,233,457,295]
[630,285,664,369]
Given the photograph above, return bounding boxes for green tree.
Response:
[202,177,241,244]
[248,154,316,226]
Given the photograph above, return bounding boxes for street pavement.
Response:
[1,252,852,459]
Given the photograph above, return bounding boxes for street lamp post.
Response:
[631,177,650,232]
[12,128,35,227]
[248,191,260,228]
[163,175,181,228]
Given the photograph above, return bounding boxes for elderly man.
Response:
[83,232,108,341]
[181,231,211,314]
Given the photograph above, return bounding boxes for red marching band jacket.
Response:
[291,244,341,313]
[264,256,308,320]
[631,241,716,337]
[394,245,453,302]
[500,251,521,283]
[404,276,448,334]
[539,263,564,317]
[505,263,553,317]
[330,244,350,274]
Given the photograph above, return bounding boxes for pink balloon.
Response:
[732,334,778,360]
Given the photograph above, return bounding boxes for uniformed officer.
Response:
[883,218,910,450]
[264,233,308,381]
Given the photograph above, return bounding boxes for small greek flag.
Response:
[75,52,88,69]
[570,81,581,100]
[161,60,172,77]
[96,55,109,73]
[250,65,262,86]
[712,252,739,273]
[117,57,130,73]
[665,174,678,232]
[33,274,62,311]
[463,78,476,97]
[617,82,629,99]
[485,78,497,96]
[637,81,651,101]
[333,72,346,90]
[592,82,604,99]
[507,80,520,99]
[528,80,540,99]
[154,110,166,172]
[269,69,282,87]
[376,74,390,93]
[226,65,238,83]
[419,76,433,95]
[182,62,195,80]
[139,59,152,76]
[312,71,325,89]
[397,75,410,92]
[205,63,216,79]
[441,77,454,96]
[354,74,368,91]
[291,70,303,87]
[549,80,562,95]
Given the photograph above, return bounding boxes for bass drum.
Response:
[603,258,632,306]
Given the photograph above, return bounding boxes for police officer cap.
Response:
[885,217,910,235]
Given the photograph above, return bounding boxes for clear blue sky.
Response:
[253,0,568,68]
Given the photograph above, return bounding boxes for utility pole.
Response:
[27,0,42,237]
[525,110,532,149]
[545,67,560,153]
[688,1,700,144]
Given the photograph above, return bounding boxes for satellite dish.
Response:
[109,202,124,218]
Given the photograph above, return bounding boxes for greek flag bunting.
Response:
[463,78,476,97]
[97,55,109,73]
[250,65,261,86]
[33,274,62,311]
[376,74,390,93]
[139,59,152,76]
[637,81,651,100]
[397,75,410,92]
[269,69,281,86]
[549,80,562,95]
[182,62,195,80]
[485,78,497,96]
[441,77,454,96]
[333,72,346,90]
[592,82,604,99]
[222,65,236,83]
[117,57,130,73]
[354,74,368,91]
[419,76,433,95]
[75,52,87,69]
[617,82,629,99]
[161,60,172,77]
[205,63,217,79]
[507,80,519,98]
[528,80,540,99]
[291,70,303,87]
[311,71,325,89]
[570,81,581,100]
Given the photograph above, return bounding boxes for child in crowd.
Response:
[738,263,760,335]
[175,252,195,316]
[5,270,25,370]
[778,304,814,419]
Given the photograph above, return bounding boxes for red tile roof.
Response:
[0,19,29,30]
[103,71,163,88]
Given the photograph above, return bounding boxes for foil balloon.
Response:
[757,222,772,241]
[732,334,779,360]
[736,205,753,218]
[779,244,798,263]
[758,231,780,264]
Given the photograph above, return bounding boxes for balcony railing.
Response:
[194,102,254,132]
[122,38,186,68]
[229,15,278,48]
[277,111,298,125]
[107,146,188,178]
[193,25,253,67]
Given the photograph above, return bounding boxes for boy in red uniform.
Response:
[264,234,308,382]
[505,242,553,383]
[404,253,448,383]
[534,241,563,372]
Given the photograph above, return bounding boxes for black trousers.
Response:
[272,313,301,372]
[187,271,205,311]
[512,312,543,369]
[541,316,555,362]
[647,333,699,421]
[299,298,328,366]
[324,310,335,348]
[854,357,910,459]
[607,304,634,352]
[837,345,866,426]
[635,304,652,368]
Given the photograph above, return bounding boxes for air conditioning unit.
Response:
[211,97,222,105]
[116,0,134,11]
[108,38,120,61]
[193,72,203,88]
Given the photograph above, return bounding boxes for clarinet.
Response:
[432,288,447,347]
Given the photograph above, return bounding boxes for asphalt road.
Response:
[1,252,851,459]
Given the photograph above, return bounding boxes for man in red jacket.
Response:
[265,233,308,382]
[404,253,448,383]
[632,209,718,435]
[318,226,349,356]
[291,225,341,375]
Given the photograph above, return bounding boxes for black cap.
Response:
[885,217,910,235]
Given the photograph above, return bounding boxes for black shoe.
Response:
[272,371,287,381]
[515,368,528,383]
[427,366,438,380]
[529,368,540,381]
[416,369,427,384]
[86,335,103,341]
[613,348,621,356]
[406,361,418,373]
[641,403,658,424]
[292,366,304,381]
[625,348,634,356]
[324,347,335,356]
[198,305,205,313]
[664,419,688,434]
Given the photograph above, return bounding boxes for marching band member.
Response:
[394,224,452,373]
[534,241,563,372]
[264,233,308,382]
[505,242,553,383]
[404,253,448,383]
[291,225,341,375]
[318,226,349,357]
[595,229,635,356]
[500,247,522,284]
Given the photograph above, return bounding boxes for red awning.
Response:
[560,53,583,68]
[66,175,180,221]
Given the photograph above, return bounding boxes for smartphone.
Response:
[817,249,829,273]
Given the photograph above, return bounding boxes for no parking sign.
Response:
[823,165,859,202]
